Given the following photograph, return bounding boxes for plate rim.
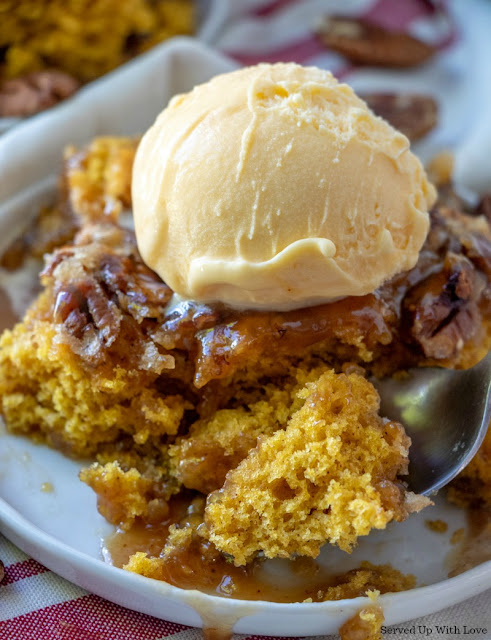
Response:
[1,486,490,635]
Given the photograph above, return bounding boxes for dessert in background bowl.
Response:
[0,63,490,636]
[0,0,223,122]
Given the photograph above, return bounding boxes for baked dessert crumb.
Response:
[64,137,138,223]
[425,519,448,534]
[321,562,416,600]
[169,364,331,494]
[0,136,139,272]
[1,1,194,85]
[205,370,430,566]
[80,461,174,530]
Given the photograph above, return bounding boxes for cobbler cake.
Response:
[1,137,490,599]
[205,370,429,566]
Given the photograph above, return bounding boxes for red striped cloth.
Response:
[219,0,455,70]
[1,595,187,640]
[1,536,299,639]
[1,557,48,586]
[0,537,182,638]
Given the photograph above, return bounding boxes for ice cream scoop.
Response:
[133,63,436,310]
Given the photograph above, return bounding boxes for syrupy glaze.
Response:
[192,293,395,387]
[339,605,385,640]
[102,510,395,640]
[102,494,371,604]
[29,202,490,398]
[447,508,491,577]
[159,206,491,389]
[201,628,234,640]
[103,521,345,603]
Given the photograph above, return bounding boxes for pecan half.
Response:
[43,223,173,370]
[402,253,485,360]
[362,93,438,141]
[0,70,80,117]
[316,16,436,68]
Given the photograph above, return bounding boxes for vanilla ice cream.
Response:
[132,63,436,310]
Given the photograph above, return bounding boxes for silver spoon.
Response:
[373,351,491,496]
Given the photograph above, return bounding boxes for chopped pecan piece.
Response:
[42,223,173,370]
[362,92,438,141]
[316,16,436,67]
[402,253,485,359]
[432,207,491,279]
[0,70,80,117]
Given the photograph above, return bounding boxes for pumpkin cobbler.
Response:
[1,65,490,605]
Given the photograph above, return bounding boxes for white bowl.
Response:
[0,37,489,636]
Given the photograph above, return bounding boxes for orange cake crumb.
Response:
[205,371,430,566]
[425,519,448,533]
[321,562,416,601]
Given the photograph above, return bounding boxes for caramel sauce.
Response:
[202,627,234,640]
[103,522,345,602]
[339,605,385,640]
[102,496,344,604]
[161,236,450,389]
[192,294,395,387]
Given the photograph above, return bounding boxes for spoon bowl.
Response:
[373,352,491,496]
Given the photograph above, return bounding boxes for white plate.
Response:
[0,36,490,636]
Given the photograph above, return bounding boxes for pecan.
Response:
[63,307,90,340]
[44,223,173,369]
[424,208,463,257]
[99,255,171,322]
[52,275,122,350]
[402,253,484,359]
[361,92,438,141]
[0,70,80,117]
[431,207,491,278]
[459,225,491,280]
[316,16,436,68]
[53,286,87,324]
